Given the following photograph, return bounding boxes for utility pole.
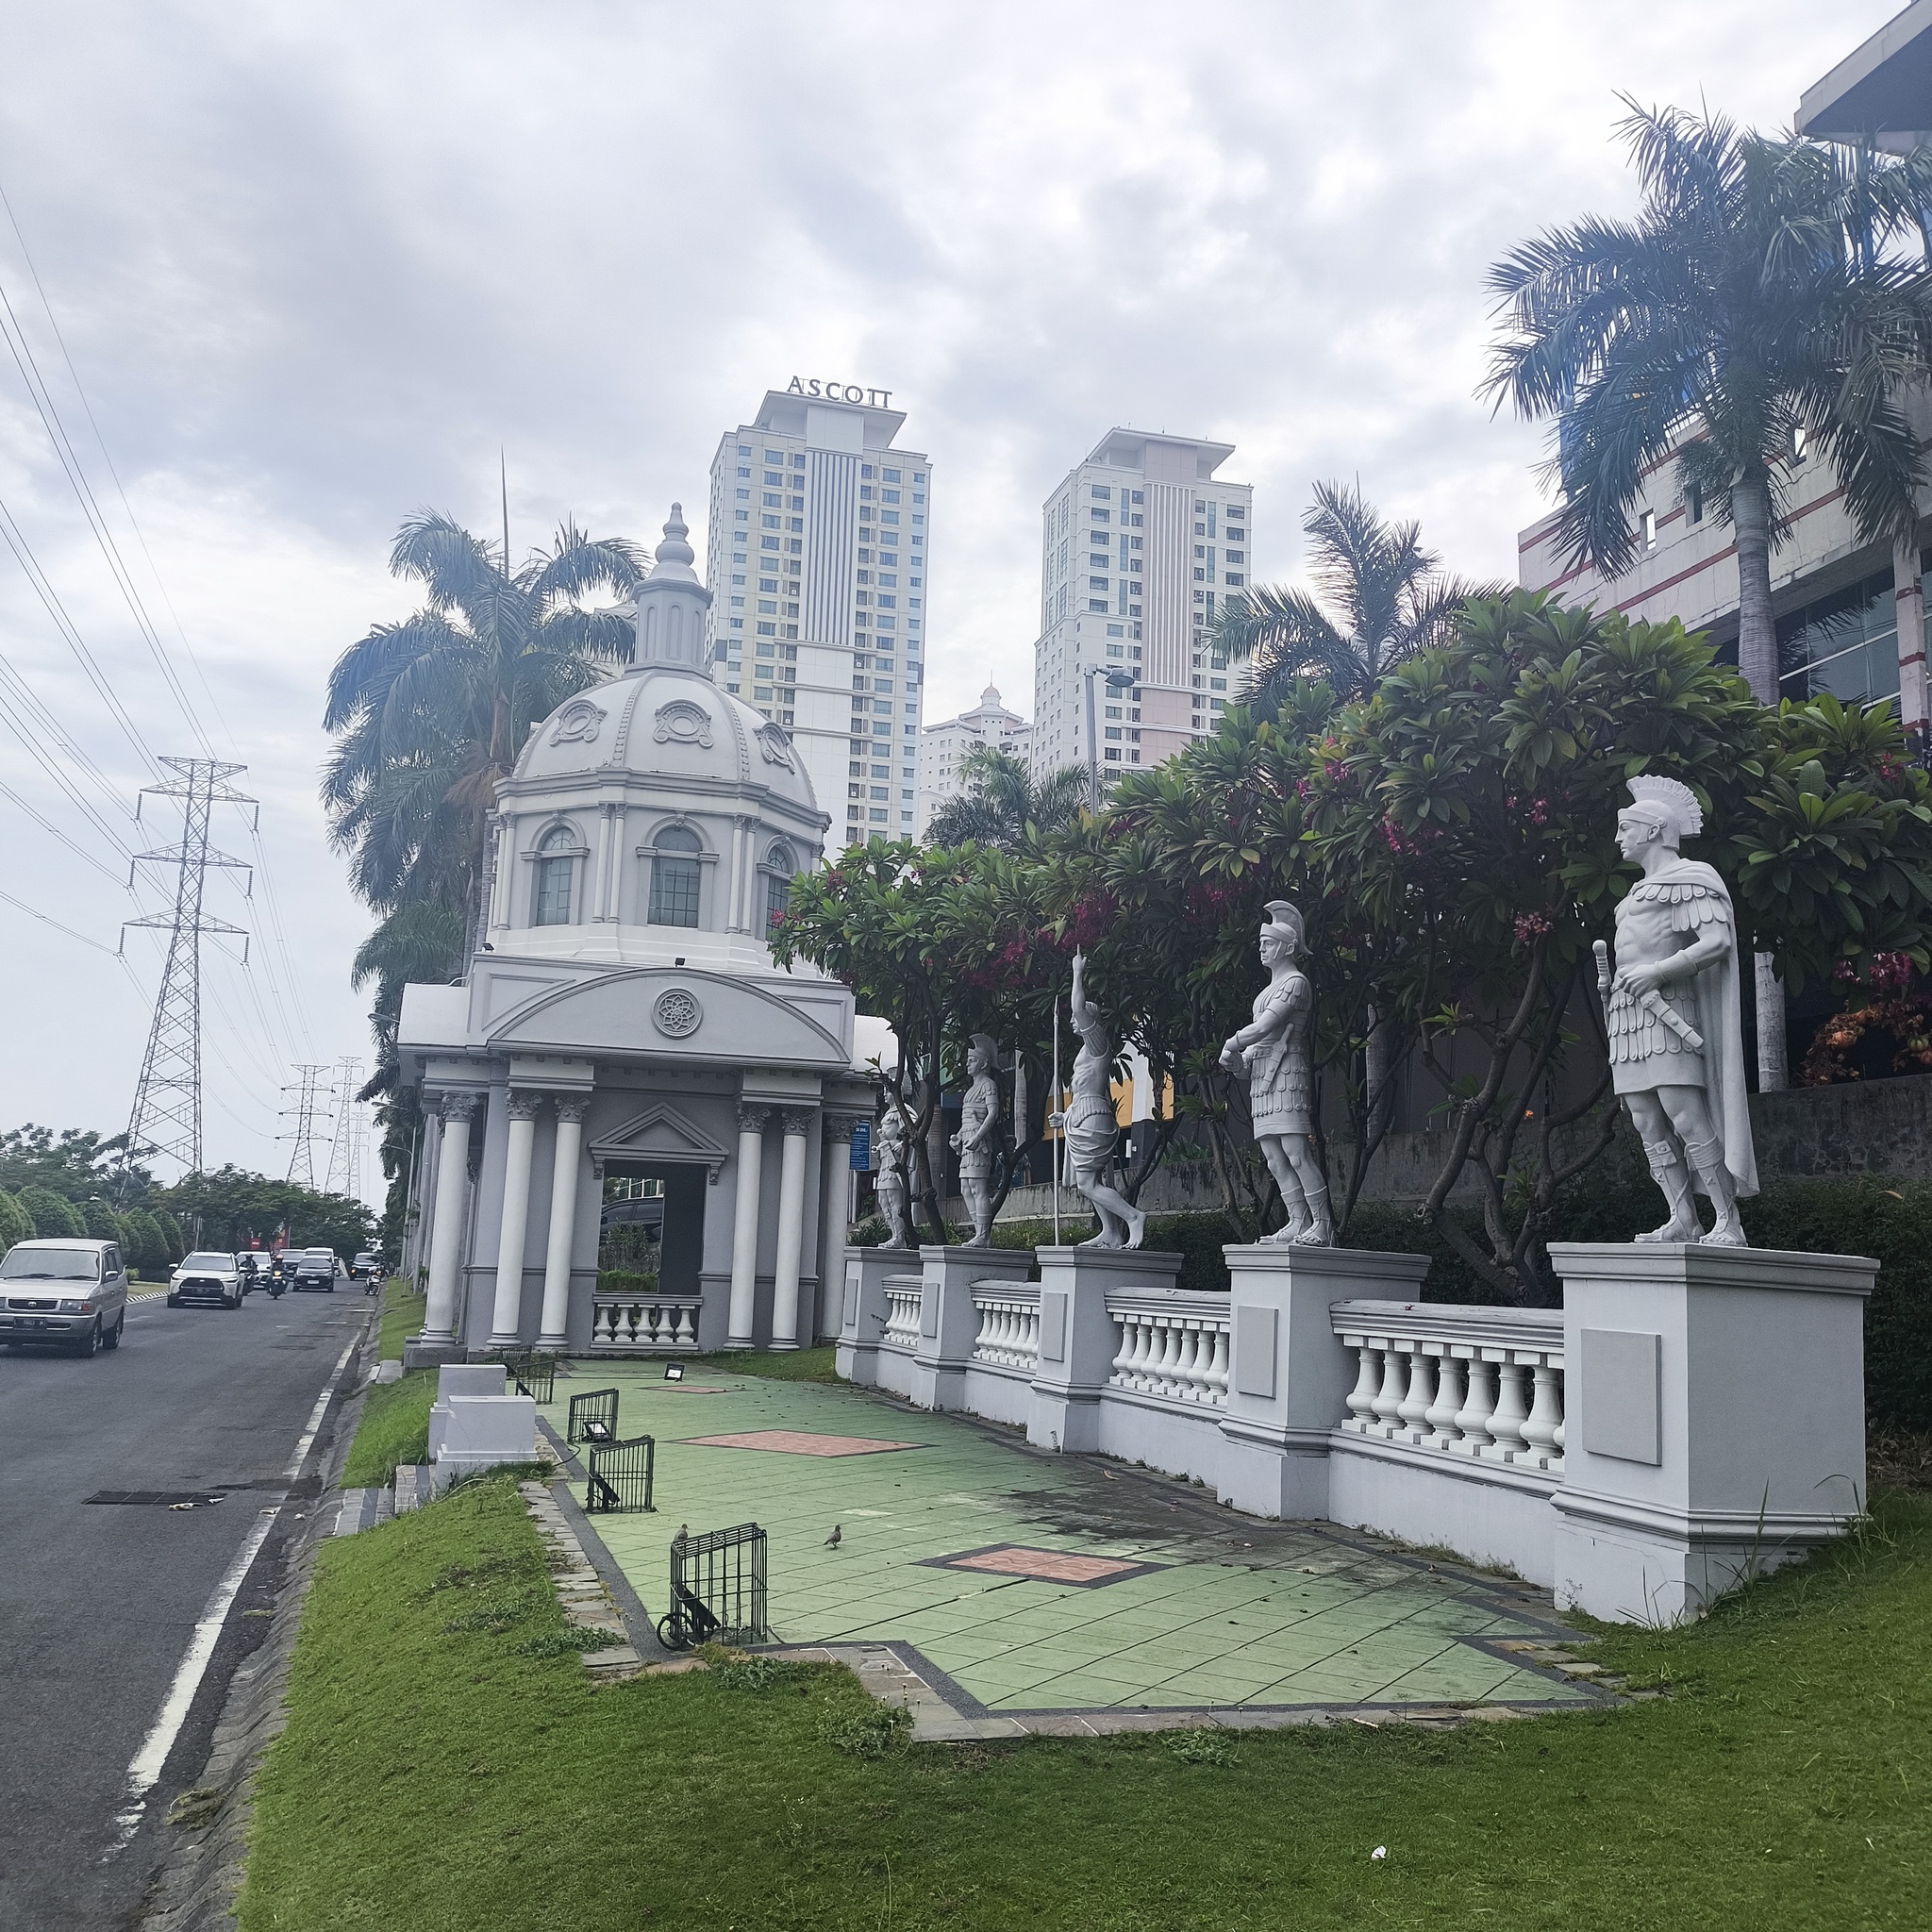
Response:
[325,1056,364,1199]
[122,758,254,1176]
[280,1063,334,1190]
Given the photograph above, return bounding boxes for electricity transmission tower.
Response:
[325,1056,364,1199]
[122,758,254,1174]
[280,1063,335,1190]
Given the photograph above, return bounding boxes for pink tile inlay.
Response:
[682,1429,920,1457]
[946,1547,1140,1583]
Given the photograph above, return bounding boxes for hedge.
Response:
[0,1187,32,1251]
[16,1185,85,1240]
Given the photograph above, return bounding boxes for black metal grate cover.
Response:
[658,1521,768,1650]
[567,1387,620,1445]
[585,1434,655,1516]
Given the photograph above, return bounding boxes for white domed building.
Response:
[396,508,877,1363]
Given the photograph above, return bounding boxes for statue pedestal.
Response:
[1026,1248,1186,1453]
[834,1245,912,1383]
[1547,1241,1876,1624]
[910,1244,1035,1410]
[1216,1245,1430,1519]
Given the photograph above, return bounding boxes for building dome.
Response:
[483,501,827,969]
[511,661,820,817]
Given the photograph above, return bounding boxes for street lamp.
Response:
[1083,665,1140,812]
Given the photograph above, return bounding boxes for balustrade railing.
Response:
[1331,1300,1564,1474]
[1107,1293,1231,1408]
[590,1294,702,1351]
[971,1289,1041,1372]
[880,1280,923,1349]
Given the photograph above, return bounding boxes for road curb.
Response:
[134,1310,380,1932]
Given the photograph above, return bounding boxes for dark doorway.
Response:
[600,1163,707,1300]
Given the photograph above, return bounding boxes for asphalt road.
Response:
[0,1283,371,1931]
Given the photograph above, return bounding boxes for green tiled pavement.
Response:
[545,1368,1588,1715]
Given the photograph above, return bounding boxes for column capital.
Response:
[507,1090,544,1122]
[436,1090,484,1124]
[822,1109,864,1144]
[779,1107,816,1138]
[554,1095,591,1125]
[737,1103,772,1135]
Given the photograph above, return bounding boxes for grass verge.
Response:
[240,1478,1932,1929]
[341,1369,435,1488]
[376,1276,424,1361]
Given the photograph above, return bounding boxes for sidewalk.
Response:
[541,1368,1597,1720]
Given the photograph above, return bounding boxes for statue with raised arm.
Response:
[1220,900,1333,1246]
[950,1033,1003,1246]
[873,1088,913,1250]
[1600,775,1756,1245]
[1062,954,1146,1248]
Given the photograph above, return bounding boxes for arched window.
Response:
[532,824,575,926]
[762,841,796,931]
[648,824,703,927]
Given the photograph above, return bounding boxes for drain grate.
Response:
[86,1491,226,1507]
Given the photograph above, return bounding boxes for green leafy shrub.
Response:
[595,1269,658,1294]
[16,1185,84,1239]
[0,1187,32,1251]
[815,1699,911,1758]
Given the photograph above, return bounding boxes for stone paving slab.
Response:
[543,1368,1605,1720]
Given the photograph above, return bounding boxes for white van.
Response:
[0,1238,130,1357]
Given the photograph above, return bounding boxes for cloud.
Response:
[0,0,1898,1174]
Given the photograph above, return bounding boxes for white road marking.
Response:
[105,1325,363,1856]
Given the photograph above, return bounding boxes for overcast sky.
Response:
[0,0,1897,1191]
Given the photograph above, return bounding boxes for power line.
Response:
[0,884,119,954]
[278,1063,334,1190]
[122,758,255,1175]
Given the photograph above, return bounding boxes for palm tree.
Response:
[1212,480,1498,708]
[1483,102,1932,1089]
[925,744,1086,851]
[325,511,645,943]
[1484,104,1932,701]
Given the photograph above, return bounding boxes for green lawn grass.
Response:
[376,1276,424,1361]
[239,1474,1932,1930]
[341,1370,435,1488]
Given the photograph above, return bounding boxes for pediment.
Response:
[588,1102,730,1182]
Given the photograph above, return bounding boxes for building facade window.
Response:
[762,841,796,930]
[647,824,703,927]
[532,824,575,926]
[1776,569,1901,707]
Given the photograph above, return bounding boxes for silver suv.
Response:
[169,1251,245,1309]
[0,1238,129,1357]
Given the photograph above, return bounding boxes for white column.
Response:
[726,1104,769,1348]
[769,1108,814,1350]
[487,1091,541,1346]
[816,1113,858,1344]
[421,1091,481,1344]
[537,1095,589,1349]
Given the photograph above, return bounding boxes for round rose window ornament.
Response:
[653,989,703,1039]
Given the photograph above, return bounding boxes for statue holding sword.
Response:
[1599,775,1757,1245]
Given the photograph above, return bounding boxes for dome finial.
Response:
[656,504,694,570]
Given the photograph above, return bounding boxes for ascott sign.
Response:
[786,376,893,408]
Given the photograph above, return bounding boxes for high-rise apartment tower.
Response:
[1032,430,1253,782]
[705,388,931,846]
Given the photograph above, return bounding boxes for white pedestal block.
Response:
[1027,1248,1183,1452]
[434,1393,538,1477]
[1548,1241,1875,1625]
[834,1245,910,1383]
[1216,1245,1429,1520]
[909,1245,1034,1411]
[425,1363,508,1460]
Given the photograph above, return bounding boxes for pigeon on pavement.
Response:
[824,1524,842,1548]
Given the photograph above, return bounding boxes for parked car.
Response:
[292,1247,339,1292]
[0,1237,130,1356]
[168,1251,246,1309]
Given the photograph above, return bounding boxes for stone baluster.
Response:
[1454,1354,1497,1454]
[1372,1341,1407,1434]
[1345,1341,1380,1431]
[1171,1324,1200,1401]
[1424,1353,1466,1449]
[1522,1358,1564,1468]
[1397,1349,1436,1441]
[1109,1318,1137,1387]
[1205,1325,1230,1406]
[1153,1320,1184,1398]
[1486,1356,1532,1461]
